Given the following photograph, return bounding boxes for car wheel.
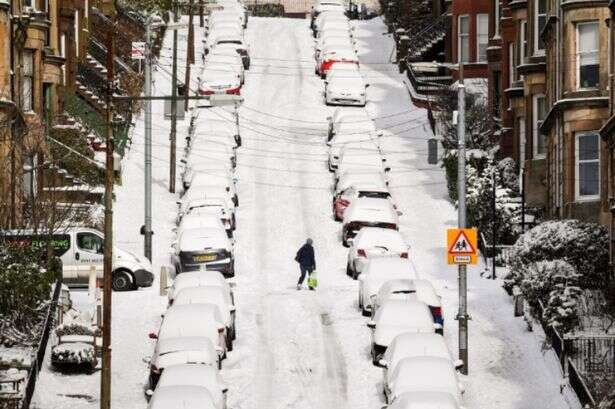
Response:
[112,270,134,291]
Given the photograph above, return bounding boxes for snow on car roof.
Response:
[179,213,225,231]
[149,385,216,409]
[156,336,216,355]
[389,356,461,401]
[159,305,223,339]
[169,296,224,321]
[355,227,405,248]
[375,299,433,326]
[337,171,387,192]
[389,391,460,409]
[386,332,451,363]
[175,286,228,311]
[343,197,397,224]
[157,364,220,390]
[170,271,228,299]
[363,257,414,275]
[178,227,230,251]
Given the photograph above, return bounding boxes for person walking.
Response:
[295,238,315,290]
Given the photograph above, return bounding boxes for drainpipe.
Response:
[555,0,563,218]
[9,0,16,228]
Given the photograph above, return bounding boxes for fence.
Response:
[20,280,62,409]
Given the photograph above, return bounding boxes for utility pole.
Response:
[185,0,195,112]
[169,0,179,193]
[144,20,153,261]
[199,0,204,27]
[457,54,469,376]
[101,26,115,409]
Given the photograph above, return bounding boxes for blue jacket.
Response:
[296,243,315,269]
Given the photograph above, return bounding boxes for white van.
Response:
[1,227,153,291]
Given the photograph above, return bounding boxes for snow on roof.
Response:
[174,286,229,318]
[149,385,216,409]
[337,171,387,193]
[170,271,228,301]
[387,332,451,363]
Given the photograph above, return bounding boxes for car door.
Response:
[56,232,79,284]
[75,231,105,283]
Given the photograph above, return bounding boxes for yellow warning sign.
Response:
[447,228,478,265]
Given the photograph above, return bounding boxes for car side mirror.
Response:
[366,321,376,329]
[148,332,158,340]
[378,359,388,368]
[180,158,187,164]
[326,141,331,146]
[454,359,464,370]
[222,387,229,394]
[145,389,154,397]
[384,167,391,172]
[230,306,237,313]
[365,83,370,88]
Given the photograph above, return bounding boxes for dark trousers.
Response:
[298,265,312,285]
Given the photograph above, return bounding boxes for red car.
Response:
[333,183,392,221]
[319,51,359,78]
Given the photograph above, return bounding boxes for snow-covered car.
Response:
[341,197,398,246]
[174,285,237,346]
[210,41,250,69]
[317,19,354,38]
[318,49,358,78]
[204,27,245,54]
[146,337,220,390]
[327,107,373,140]
[167,271,234,306]
[182,162,234,193]
[147,385,217,409]
[328,133,379,172]
[179,208,233,239]
[384,392,465,409]
[170,227,234,277]
[380,332,461,378]
[188,172,238,207]
[315,35,356,61]
[207,10,245,31]
[325,61,361,81]
[346,227,408,277]
[311,1,346,27]
[205,52,245,84]
[177,197,235,230]
[150,364,228,409]
[325,69,368,106]
[334,181,390,221]
[335,170,389,197]
[314,11,348,34]
[198,65,241,96]
[372,279,443,326]
[358,258,416,316]
[384,356,464,404]
[335,153,390,187]
[367,299,442,365]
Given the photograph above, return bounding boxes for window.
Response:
[520,20,528,65]
[509,42,515,85]
[577,22,599,89]
[477,14,489,63]
[75,10,80,58]
[575,132,600,200]
[458,15,470,63]
[493,71,501,117]
[519,117,526,164]
[535,0,546,54]
[22,50,34,112]
[533,94,547,157]
[22,155,36,199]
[494,0,500,37]
[77,232,104,254]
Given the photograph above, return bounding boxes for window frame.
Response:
[520,20,528,66]
[576,21,600,90]
[77,232,105,255]
[509,42,515,86]
[458,14,470,63]
[532,94,547,158]
[534,0,546,55]
[575,132,600,201]
[477,14,489,63]
[22,50,34,112]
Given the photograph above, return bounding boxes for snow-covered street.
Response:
[33,15,583,409]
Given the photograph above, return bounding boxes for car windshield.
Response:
[359,191,390,199]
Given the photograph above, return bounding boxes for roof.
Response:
[389,357,460,401]
[337,171,387,193]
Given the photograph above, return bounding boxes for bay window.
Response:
[477,14,489,63]
[458,15,470,63]
[532,94,547,157]
[577,22,599,89]
[22,50,34,112]
[535,0,546,54]
[575,132,600,200]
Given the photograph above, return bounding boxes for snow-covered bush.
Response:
[497,157,519,193]
[506,220,609,291]
[55,323,101,338]
[516,260,578,305]
[51,342,97,367]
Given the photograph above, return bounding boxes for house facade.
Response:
[449,0,491,80]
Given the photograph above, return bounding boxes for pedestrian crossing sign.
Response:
[447,228,478,265]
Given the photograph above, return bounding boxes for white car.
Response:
[385,356,464,404]
[210,41,250,69]
[346,227,408,277]
[167,271,234,306]
[372,279,443,326]
[146,336,220,391]
[335,151,389,184]
[151,365,227,409]
[174,285,237,346]
[335,170,389,197]
[334,181,391,221]
[341,197,398,246]
[182,162,234,192]
[327,107,373,140]
[198,65,241,96]
[367,299,442,365]
[207,10,245,31]
[325,62,360,82]
[328,132,379,171]
[177,197,235,230]
[314,11,348,34]
[188,172,238,207]
[385,392,465,409]
[380,332,460,378]
[316,35,356,60]
[205,52,245,84]
[358,258,416,316]
[311,2,346,25]
[325,69,368,106]
[204,27,244,53]
[171,227,234,277]
[147,385,216,409]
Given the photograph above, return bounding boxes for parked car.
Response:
[188,172,239,207]
[315,36,356,61]
[328,132,379,171]
[327,108,373,140]
[372,279,443,326]
[178,208,233,239]
[358,258,416,316]
[384,391,464,409]
[210,41,250,69]
[334,170,389,197]
[380,332,461,378]
[149,364,227,408]
[335,147,388,179]
[367,299,442,365]
[207,10,245,31]
[341,197,398,246]
[147,385,217,409]
[325,69,368,106]
[204,27,244,54]
[317,20,355,39]
[177,197,235,230]
[313,11,348,35]
[167,271,234,305]
[334,181,391,222]
[198,65,241,96]
[384,356,464,404]
[325,61,361,82]
[170,227,234,277]
[204,52,245,84]
[346,227,408,277]
[1,228,153,291]
[318,49,359,78]
[174,285,237,346]
[311,1,346,28]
